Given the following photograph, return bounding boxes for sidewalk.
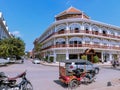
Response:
[40,61,112,67]
[40,61,59,67]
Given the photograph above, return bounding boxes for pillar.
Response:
[66,50,69,60]
[101,51,104,63]
[53,50,56,62]
[109,53,112,61]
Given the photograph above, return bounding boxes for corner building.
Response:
[34,7,120,63]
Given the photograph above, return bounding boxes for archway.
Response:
[84,48,95,62]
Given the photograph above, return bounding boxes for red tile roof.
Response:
[56,6,82,17]
[55,6,89,19]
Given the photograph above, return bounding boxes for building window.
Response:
[103,30,107,36]
[58,29,65,34]
[75,28,79,33]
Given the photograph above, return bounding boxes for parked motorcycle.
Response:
[73,69,96,84]
[0,71,33,90]
[111,60,120,68]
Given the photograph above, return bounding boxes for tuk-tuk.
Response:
[59,60,95,89]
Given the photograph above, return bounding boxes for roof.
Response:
[56,6,83,17]
[55,6,89,19]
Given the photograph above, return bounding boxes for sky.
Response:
[0,0,120,51]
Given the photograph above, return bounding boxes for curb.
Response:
[40,62,112,67]
[40,62,59,67]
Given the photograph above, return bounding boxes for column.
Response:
[66,50,69,60]
[66,36,69,47]
[81,23,84,30]
[101,51,104,63]
[99,28,102,33]
[109,53,112,61]
[89,25,92,32]
[53,50,56,62]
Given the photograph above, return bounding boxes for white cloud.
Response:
[11,31,21,37]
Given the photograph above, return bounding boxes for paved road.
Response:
[0,59,120,90]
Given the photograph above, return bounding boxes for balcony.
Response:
[41,29,120,43]
[41,44,120,51]
[54,30,120,40]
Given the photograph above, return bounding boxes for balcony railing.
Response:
[41,44,120,51]
[54,30,120,39]
[41,30,120,43]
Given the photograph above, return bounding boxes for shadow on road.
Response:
[53,80,68,89]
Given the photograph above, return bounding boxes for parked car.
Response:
[32,59,40,64]
[65,59,100,74]
[0,58,9,66]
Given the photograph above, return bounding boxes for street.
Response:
[0,59,120,90]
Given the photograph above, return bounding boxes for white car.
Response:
[32,59,40,64]
[0,58,9,66]
[65,59,100,74]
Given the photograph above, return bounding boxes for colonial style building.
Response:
[34,7,120,63]
[0,12,11,39]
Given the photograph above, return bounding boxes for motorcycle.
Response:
[0,71,33,90]
[73,69,96,84]
[111,60,120,68]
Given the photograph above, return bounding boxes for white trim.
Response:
[69,37,82,41]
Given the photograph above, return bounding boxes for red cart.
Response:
[59,60,95,89]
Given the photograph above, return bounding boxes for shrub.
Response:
[81,55,87,60]
[93,55,99,63]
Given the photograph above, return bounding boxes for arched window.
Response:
[56,38,66,47]
[84,37,91,44]
[110,40,117,46]
[56,38,65,44]
[109,30,115,37]
[102,28,108,36]
[84,23,90,33]
[69,23,81,33]
[102,39,109,45]
[69,37,82,47]
[92,38,100,45]
[92,25,99,35]
[56,24,66,34]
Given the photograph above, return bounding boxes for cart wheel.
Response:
[83,76,90,85]
[68,79,78,89]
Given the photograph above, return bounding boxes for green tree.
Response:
[0,37,25,59]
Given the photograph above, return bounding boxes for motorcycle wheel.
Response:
[22,81,33,90]
[68,79,78,89]
[83,76,90,85]
[95,68,99,74]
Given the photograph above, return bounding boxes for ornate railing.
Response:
[41,44,120,51]
[54,30,120,39]
[40,30,120,43]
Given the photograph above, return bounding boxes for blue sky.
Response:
[0,0,120,51]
